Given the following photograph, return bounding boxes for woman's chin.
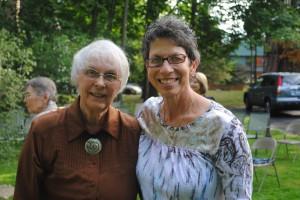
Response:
[83,100,108,114]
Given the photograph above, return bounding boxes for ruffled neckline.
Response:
[157,98,215,132]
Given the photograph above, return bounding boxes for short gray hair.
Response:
[25,77,57,101]
[142,15,200,64]
[71,39,129,93]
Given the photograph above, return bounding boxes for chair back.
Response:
[252,137,280,191]
[252,137,277,158]
[247,112,270,138]
[248,112,270,132]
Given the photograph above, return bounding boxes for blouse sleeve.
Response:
[14,121,44,200]
[214,117,253,200]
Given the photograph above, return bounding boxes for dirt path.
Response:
[0,185,14,199]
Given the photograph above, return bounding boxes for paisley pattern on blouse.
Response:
[136,97,253,200]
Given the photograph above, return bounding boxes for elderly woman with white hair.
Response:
[14,40,141,200]
[24,76,58,119]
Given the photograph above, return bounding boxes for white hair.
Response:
[71,39,129,93]
[25,76,57,102]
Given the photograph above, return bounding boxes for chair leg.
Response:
[293,150,299,163]
[284,144,289,158]
[272,163,280,187]
[254,168,258,183]
[293,154,297,162]
[258,170,267,192]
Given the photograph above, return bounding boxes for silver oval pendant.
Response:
[85,138,102,155]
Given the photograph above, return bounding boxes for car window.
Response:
[261,76,274,86]
[282,75,300,85]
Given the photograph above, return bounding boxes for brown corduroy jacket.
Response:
[14,97,141,200]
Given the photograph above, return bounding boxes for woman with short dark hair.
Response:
[136,15,252,199]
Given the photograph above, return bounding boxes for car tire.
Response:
[245,96,252,112]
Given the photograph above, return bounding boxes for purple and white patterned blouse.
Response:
[136,97,253,200]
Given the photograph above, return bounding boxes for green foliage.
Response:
[0,67,26,112]
[243,0,300,57]
[201,57,235,84]
[0,29,35,112]
[31,33,90,94]
[174,1,241,83]
[271,7,300,43]
[58,93,77,106]
[0,29,35,75]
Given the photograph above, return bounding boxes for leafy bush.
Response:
[0,109,27,164]
[31,33,91,94]
[201,57,235,84]
[0,28,35,76]
[0,28,35,112]
[0,67,25,112]
[58,93,77,106]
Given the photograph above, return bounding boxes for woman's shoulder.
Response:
[119,110,140,132]
[207,101,236,122]
[143,96,162,108]
[204,102,243,138]
[31,107,67,130]
[135,96,161,118]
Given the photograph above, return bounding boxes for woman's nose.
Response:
[94,75,106,86]
[159,60,174,73]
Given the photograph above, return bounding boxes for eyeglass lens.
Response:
[147,54,186,68]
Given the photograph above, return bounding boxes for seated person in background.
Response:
[24,76,58,120]
[191,72,215,100]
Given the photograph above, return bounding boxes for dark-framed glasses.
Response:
[146,54,187,68]
[83,68,120,83]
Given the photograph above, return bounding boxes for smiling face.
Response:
[77,58,121,117]
[147,38,197,97]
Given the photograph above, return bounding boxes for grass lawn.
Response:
[1,90,300,199]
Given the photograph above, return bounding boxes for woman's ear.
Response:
[190,60,199,74]
[43,92,50,104]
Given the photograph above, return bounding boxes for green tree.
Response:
[243,0,300,75]
[0,28,35,111]
[0,29,35,76]
[30,33,90,94]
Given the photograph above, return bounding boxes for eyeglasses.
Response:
[83,68,120,83]
[23,91,39,100]
[24,93,33,100]
[146,54,187,68]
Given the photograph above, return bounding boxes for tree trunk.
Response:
[190,0,197,29]
[106,0,116,37]
[121,0,129,49]
[89,2,101,38]
[254,44,257,82]
[142,0,163,101]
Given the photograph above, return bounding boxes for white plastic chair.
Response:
[252,137,280,192]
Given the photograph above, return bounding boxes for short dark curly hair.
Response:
[142,15,200,64]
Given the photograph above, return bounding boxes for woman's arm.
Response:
[14,123,44,200]
[214,119,253,200]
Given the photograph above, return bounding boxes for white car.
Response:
[123,84,142,95]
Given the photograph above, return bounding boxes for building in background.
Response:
[230,41,264,84]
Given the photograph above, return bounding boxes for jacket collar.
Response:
[65,97,120,142]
